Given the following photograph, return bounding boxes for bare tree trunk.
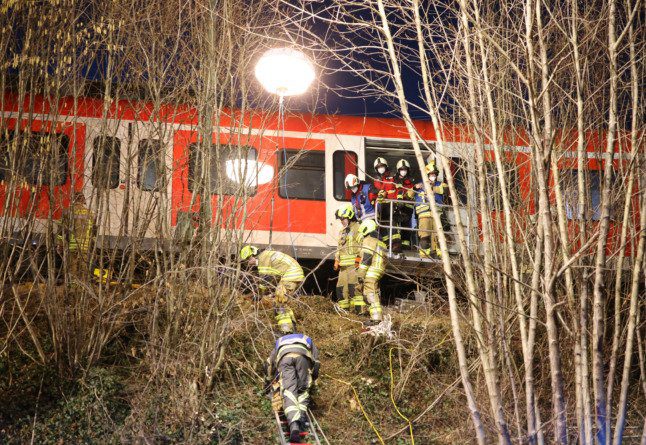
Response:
[382,1,487,442]
[592,0,618,441]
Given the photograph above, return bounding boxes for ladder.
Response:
[274,409,325,445]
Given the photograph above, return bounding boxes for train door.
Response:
[127,120,173,245]
[85,119,128,246]
[324,134,362,247]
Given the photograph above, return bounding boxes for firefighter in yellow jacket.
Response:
[356,219,386,324]
[58,191,95,278]
[240,245,304,333]
[414,163,446,259]
[333,203,365,313]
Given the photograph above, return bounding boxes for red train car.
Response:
[0,92,639,263]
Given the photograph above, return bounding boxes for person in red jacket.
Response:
[394,159,416,253]
[371,157,399,252]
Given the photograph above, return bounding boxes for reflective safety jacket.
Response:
[335,221,361,267]
[358,234,387,280]
[257,250,304,282]
[59,203,95,253]
[267,333,321,380]
[415,181,446,217]
[350,182,376,221]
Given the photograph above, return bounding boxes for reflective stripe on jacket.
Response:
[257,250,304,282]
[70,205,94,253]
[415,181,446,216]
[336,221,361,266]
[359,235,387,280]
[267,333,321,381]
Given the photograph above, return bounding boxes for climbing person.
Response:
[371,157,399,251]
[393,159,417,254]
[58,191,95,279]
[265,333,320,444]
[333,203,365,313]
[356,219,386,324]
[344,173,376,221]
[414,162,447,259]
[240,245,304,333]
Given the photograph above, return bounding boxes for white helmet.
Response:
[344,174,360,189]
[396,159,410,171]
[373,157,388,171]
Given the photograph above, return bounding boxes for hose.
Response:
[389,347,415,444]
[322,373,385,445]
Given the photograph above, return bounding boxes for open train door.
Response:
[324,134,362,248]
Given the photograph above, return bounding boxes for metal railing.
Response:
[373,198,461,260]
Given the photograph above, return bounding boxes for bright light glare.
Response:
[255,48,315,97]
[225,159,274,186]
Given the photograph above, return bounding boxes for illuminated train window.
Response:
[188,143,258,196]
[278,149,325,201]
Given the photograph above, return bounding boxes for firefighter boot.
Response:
[289,421,301,443]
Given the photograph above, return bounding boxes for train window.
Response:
[18,132,69,186]
[333,151,358,201]
[485,161,519,210]
[278,149,325,201]
[188,143,258,195]
[564,170,603,221]
[92,136,120,189]
[137,139,164,191]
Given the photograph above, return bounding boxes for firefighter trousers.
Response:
[418,215,440,255]
[356,273,383,322]
[278,353,313,427]
[336,266,364,309]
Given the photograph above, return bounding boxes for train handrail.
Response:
[373,198,461,258]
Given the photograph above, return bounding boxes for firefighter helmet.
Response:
[425,162,438,175]
[240,245,258,261]
[358,219,378,237]
[396,159,410,171]
[335,203,355,220]
[373,157,388,170]
[344,174,360,189]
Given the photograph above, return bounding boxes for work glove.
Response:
[354,256,361,269]
[406,189,415,199]
[271,390,283,412]
[333,259,340,271]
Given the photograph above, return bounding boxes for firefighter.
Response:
[59,191,95,278]
[333,203,365,312]
[394,159,417,253]
[371,157,399,251]
[265,333,320,443]
[345,173,376,221]
[414,163,446,259]
[356,219,386,324]
[240,245,304,333]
